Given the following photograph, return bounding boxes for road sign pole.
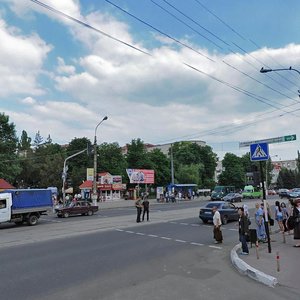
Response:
[260,161,271,253]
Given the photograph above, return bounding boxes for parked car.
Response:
[278,188,290,199]
[267,189,276,196]
[223,193,242,203]
[287,188,300,200]
[199,201,239,225]
[56,201,98,218]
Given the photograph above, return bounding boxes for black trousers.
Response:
[136,207,142,222]
[142,208,149,221]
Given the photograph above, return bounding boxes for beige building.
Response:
[271,159,298,184]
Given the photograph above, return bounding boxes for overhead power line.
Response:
[30,0,300,137]
[148,0,298,101]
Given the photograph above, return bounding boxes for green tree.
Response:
[98,142,127,177]
[277,168,296,189]
[33,130,43,147]
[34,143,65,189]
[0,113,21,183]
[176,164,202,185]
[171,142,216,188]
[18,130,32,150]
[66,137,92,193]
[218,153,245,189]
[147,148,170,186]
[126,138,152,169]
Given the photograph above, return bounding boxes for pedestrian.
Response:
[275,201,284,232]
[238,207,249,255]
[280,202,290,233]
[135,198,143,223]
[255,203,266,242]
[292,199,300,247]
[142,198,150,221]
[212,206,223,244]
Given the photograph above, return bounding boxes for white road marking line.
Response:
[148,234,158,238]
[126,231,134,234]
[170,222,177,224]
[160,237,172,240]
[115,229,124,232]
[136,233,145,236]
[175,239,187,243]
[191,224,200,226]
[209,245,222,250]
[190,242,204,246]
[229,229,238,231]
[180,223,188,225]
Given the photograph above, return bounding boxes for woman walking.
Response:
[275,201,284,232]
[255,203,266,242]
[280,202,290,233]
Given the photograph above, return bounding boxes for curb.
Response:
[230,244,278,287]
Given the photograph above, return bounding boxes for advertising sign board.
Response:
[126,169,155,184]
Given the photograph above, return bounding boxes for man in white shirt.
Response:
[212,206,223,243]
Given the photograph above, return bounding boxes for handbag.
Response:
[287,216,295,230]
[269,218,274,226]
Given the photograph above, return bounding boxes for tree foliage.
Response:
[218,153,245,189]
[0,113,21,183]
[171,142,216,188]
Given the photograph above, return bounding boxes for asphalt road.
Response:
[0,198,298,300]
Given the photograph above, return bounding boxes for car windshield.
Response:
[213,187,224,192]
[206,203,221,208]
[226,193,234,197]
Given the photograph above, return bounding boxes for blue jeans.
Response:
[239,234,249,253]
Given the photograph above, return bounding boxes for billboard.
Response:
[86,168,94,181]
[126,169,155,184]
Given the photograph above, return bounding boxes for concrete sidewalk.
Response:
[231,229,299,290]
[97,196,209,209]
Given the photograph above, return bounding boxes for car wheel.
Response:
[64,212,69,218]
[87,210,93,216]
[202,219,208,224]
[222,216,228,225]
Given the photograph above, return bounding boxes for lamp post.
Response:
[260,66,300,95]
[92,116,108,206]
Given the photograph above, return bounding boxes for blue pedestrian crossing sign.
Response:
[250,143,269,161]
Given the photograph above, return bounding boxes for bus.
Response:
[211,186,235,201]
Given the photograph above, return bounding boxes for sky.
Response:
[1,0,300,161]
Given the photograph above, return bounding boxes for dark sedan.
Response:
[199,201,239,225]
[56,201,98,218]
[223,193,242,203]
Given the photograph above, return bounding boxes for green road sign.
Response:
[239,134,297,148]
[284,134,296,142]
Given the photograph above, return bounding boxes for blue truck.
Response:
[0,189,53,226]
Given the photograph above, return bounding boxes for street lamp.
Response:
[260,66,300,95]
[92,116,108,206]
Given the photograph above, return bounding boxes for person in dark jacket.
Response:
[293,199,300,247]
[238,207,250,255]
[142,198,150,221]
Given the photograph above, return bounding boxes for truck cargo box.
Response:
[1,189,52,209]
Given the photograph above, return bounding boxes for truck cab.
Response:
[0,193,12,223]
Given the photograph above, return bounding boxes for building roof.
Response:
[0,179,15,190]
[79,180,93,189]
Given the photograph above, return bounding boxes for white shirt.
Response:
[213,210,221,226]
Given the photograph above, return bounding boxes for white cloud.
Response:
[56,57,76,75]
[21,97,36,105]
[2,1,300,161]
[0,19,51,97]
